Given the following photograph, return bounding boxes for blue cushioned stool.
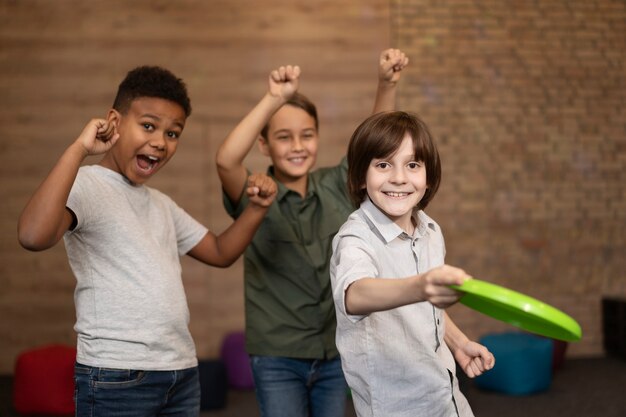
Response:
[475,332,553,395]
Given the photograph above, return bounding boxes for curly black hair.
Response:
[112,66,192,117]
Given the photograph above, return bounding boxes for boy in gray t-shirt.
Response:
[18,66,277,416]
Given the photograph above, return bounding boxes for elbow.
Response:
[219,254,240,268]
[215,157,233,179]
[208,247,240,268]
[18,231,51,252]
[215,146,229,172]
[344,286,366,316]
[17,222,55,252]
[215,146,240,177]
[212,257,237,269]
[345,301,365,316]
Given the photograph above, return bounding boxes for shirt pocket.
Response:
[252,217,302,278]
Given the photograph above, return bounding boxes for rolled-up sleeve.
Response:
[331,229,379,323]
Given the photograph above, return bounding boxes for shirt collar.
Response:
[360,198,438,243]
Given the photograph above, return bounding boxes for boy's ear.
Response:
[106,109,121,128]
[257,136,270,157]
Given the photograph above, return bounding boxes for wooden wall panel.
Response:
[2,0,623,374]
[0,0,390,373]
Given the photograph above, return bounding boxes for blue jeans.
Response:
[250,355,348,417]
[74,363,200,417]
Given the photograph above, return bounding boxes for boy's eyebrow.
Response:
[271,129,293,137]
[273,127,315,135]
[140,113,185,130]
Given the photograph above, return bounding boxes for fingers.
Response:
[468,345,495,377]
[380,48,409,73]
[459,343,495,378]
[95,120,117,143]
[246,173,277,207]
[270,65,301,83]
[268,65,301,99]
[470,351,495,377]
[429,264,471,287]
[481,348,495,370]
[429,293,462,309]
[466,357,483,378]
[420,265,471,308]
[247,186,260,197]
[77,118,120,155]
[247,173,277,197]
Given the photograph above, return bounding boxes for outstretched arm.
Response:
[344,264,469,315]
[372,48,409,114]
[444,312,495,378]
[187,173,277,267]
[215,65,300,205]
[18,119,119,251]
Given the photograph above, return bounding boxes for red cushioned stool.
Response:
[13,344,76,415]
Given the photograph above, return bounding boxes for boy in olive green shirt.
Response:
[216,50,408,417]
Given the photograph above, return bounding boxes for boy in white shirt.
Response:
[331,111,495,417]
[18,66,277,416]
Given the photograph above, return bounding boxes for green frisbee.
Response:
[450,279,582,342]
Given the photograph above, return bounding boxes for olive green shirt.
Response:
[224,157,354,359]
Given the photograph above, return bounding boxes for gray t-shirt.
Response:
[330,198,473,417]
[64,165,208,370]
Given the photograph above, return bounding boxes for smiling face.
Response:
[99,97,186,185]
[258,104,318,192]
[365,134,427,233]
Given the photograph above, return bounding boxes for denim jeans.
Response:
[74,363,200,417]
[250,355,348,417]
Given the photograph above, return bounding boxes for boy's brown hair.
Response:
[347,111,441,209]
[260,92,319,140]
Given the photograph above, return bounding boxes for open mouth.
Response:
[136,154,160,173]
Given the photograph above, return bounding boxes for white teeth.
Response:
[147,156,158,161]
[385,192,408,197]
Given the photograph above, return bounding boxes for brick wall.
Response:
[0,0,623,374]
[393,0,625,356]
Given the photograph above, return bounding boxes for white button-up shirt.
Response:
[330,199,473,417]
